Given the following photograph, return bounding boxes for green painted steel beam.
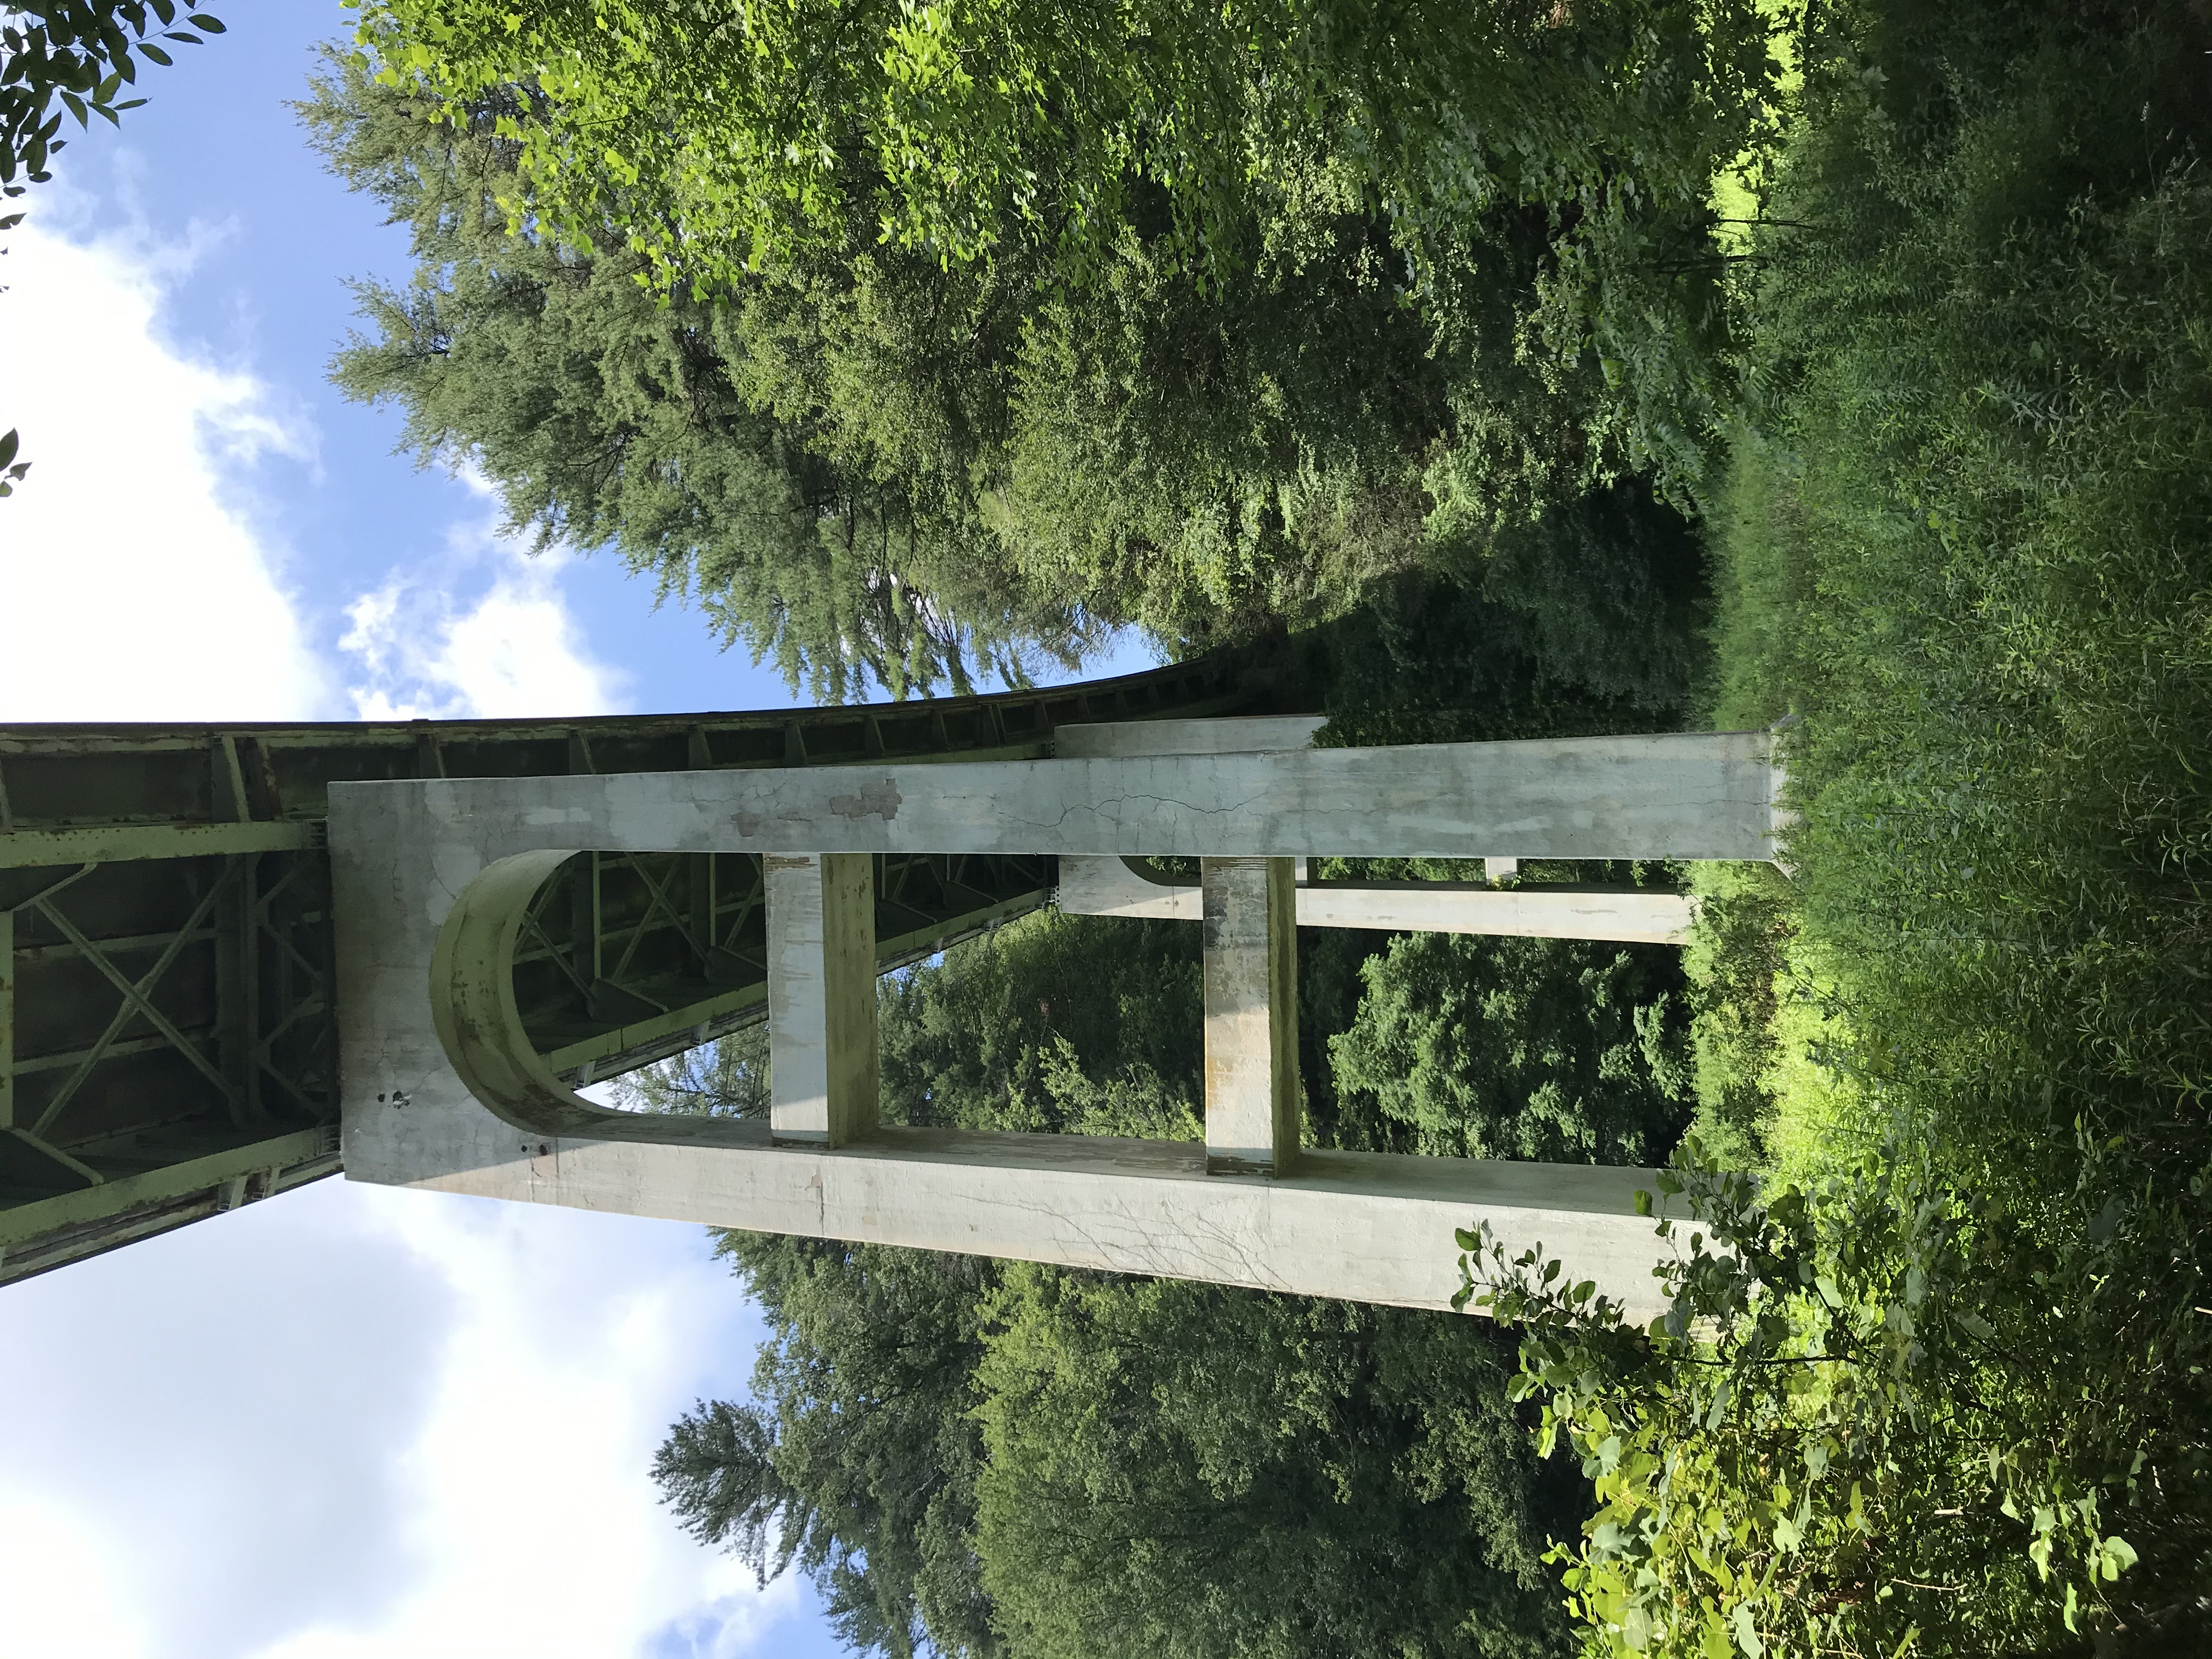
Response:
[544,887,1048,1085]
[0,1126,334,1249]
[0,820,320,869]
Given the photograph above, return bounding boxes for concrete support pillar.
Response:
[1201,857,1299,1176]
[766,853,877,1147]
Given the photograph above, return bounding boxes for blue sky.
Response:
[0,5,1148,1653]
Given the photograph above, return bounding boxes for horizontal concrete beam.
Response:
[375,1119,1675,1319]
[330,732,1781,865]
[1059,858,1696,944]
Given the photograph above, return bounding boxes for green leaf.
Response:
[1621,1605,1652,1651]
[1634,1189,1654,1218]
[1731,1601,1763,1657]
[138,42,174,66]
[189,15,229,32]
[0,430,18,470]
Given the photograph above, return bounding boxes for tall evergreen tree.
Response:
[301,52,1719,693]
[300,54,1063,700]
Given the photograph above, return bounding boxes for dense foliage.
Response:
[304,0,1759,696]
[1612,1,2212,1651]
[641,894,1694,1657]
[1706,0,2212,1181]
[1466,1126,2212,1654]
[349,0,1775,352]
[1331,930,1690,1168]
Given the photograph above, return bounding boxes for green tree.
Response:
[973,1265,1579,1659]
[1330,932,1692,1169]
[877,910,1203,1139]
[301,53,1503,687]
[352,0,1780,497]
[300,52,1075,700]
[656,1237,1005,1658]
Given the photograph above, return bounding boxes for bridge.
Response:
[0,653,1261,1284]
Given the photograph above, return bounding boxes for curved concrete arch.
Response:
[427,849,722,1142]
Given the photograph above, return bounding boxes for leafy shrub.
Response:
[1462,1129,2212,1656]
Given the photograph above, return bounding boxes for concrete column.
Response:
[766,853,877,1147]
[1201,857,1299,1176]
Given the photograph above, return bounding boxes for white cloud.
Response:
[0,1180,796,1659]
[338,478,627,720]
[0,204,796,1659]
[0,202,332,722]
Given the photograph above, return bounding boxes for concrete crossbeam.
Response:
[1200,859,1300,1176]
[1058,858,1696,944]
[371,1124,1675,1319]
[330,732,1781,864]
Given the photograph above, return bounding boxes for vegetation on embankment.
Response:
[1564,5,2212,1650]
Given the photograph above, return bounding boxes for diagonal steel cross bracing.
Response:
[0,650,1275,1284]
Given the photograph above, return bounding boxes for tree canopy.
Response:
[2,3,222,201]
[302,2,1755,696]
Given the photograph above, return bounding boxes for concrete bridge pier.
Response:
[335,726,1786,1318]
